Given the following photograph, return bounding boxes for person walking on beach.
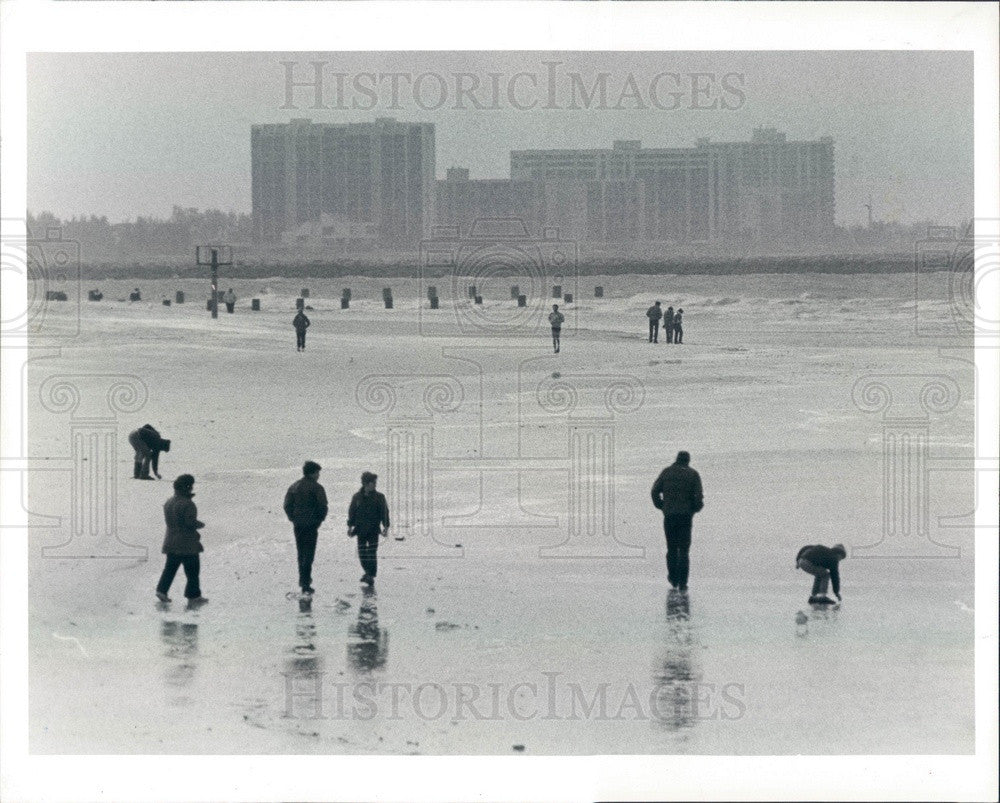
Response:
[548,304,565,353]
[155,474,208,606]
[293,309,310,351]
[223,288,237,314]
[284,461,329,596]
[347,472,391,587]
[664,306,675,343]
[651,451,704,591]
[647,301,663,343]
[129,423,171,480]
[795,543,846,604]
[673,308,684,344]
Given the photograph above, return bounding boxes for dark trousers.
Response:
[674,325,683,344]
[663,514,693,587]
[665,323,674,343]
[129,431,152,478]
[293,524,319,589]
[156,553,201,598]
[798,559,830,595]
[551,327,561,353]
[357,532,380,577]
[225,302,235,313]
[649,320,660,342]
[296,330,306,350]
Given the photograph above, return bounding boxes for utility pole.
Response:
[196,245,233,319]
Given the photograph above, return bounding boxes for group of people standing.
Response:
[646,301,684,344]
[154,460,391,604]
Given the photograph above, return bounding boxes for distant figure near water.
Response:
[293,309,310,351]
[284,461,329,596]
[223,288,237,313]
[673,309,684,344]
[651,451,704,591]
[646,301,663,343]
[664,306,675,343]
[548,304,565,353]
[796,543,846,604]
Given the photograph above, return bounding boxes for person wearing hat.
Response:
[347,472,391,586]
[646,301,663,343]
[795,543,847,604]
[156,474,208,605]
[650,450,704,591]
[284,461,329,596]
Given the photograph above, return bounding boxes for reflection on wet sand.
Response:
[286,596,322,679]
[160,620,198,705]
[347,587,388,673]
[652,589,697,731]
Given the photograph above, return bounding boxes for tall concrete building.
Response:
[252,118,435,248]
[506,129,835,249]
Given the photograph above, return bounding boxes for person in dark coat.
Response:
[129,424,171,480]
[673,308,684,344]
[651,451,704,590]
[347,471,391,586]
[646,301,663,343]
[223,288,237,313]
[664,306,675,343]
[156,474,208,605]
[283,461,329,595]
[796,543,846,603]
[293,310,310,351]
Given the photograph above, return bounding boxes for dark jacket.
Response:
[646,305,662,321]
[293,312,310,331]
[162,493,204,554]
[673,311,683,329]
[284,476,329,528]
[796,545,844,595]
[347,489,390,537]
[651,462,704,517]
[664,309,675,327]
[138,424,169,454]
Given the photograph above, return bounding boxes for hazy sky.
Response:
[27,51,973,227]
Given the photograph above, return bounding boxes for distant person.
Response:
[347,472,391,587]
[548,304,565,354]
[223,288,237,313]
[283,461,329,596]
[651,451,704,591]
[646,301,663,343]
[293,309,311,351]
[129,288,141,302]
[129,423,171,480]
[795,543,846,604]
[155,474,208,606]
[673,308,684,344]
[664,306,675,343]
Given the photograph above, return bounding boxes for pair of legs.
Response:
[225,302,235,313]
[797,558,830,597]
[293,524,319,592]
[665,324,673,344]
[356,532,380,583]
[129,431,153,479]
[551,327,561,353]
[296,331,306,351]
[156,553,201,599]
[674,325,683,344]
[663,514,693,589]
[649,320,660,342]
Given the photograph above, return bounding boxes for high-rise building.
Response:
[252,118,435,248]
[507,130,835,248]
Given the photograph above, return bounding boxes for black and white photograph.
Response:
[1,4,997,801]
